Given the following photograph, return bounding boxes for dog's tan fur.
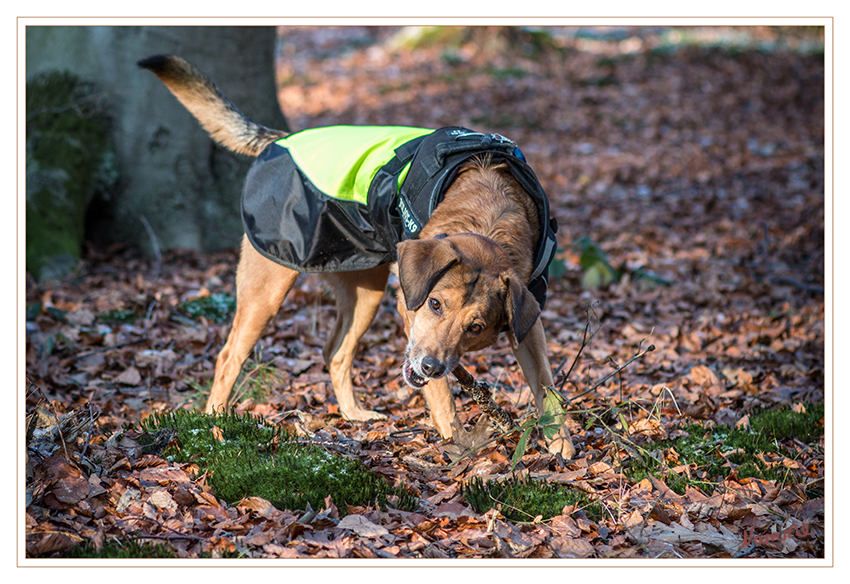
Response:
[140,55,575,458]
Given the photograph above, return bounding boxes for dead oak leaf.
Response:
[337,514,390,539]
[237,496,283,520]
[689,365,721,388]
[433,502,477,521]
[147,489,178,513]
[39,455,91,508]
[630,520,741,553]
[550,535,595,558]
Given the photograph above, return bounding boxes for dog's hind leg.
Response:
[206,237,299,413]
[322,264,391,422]
[512,318,576,459]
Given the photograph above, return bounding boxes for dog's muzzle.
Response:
[403,355,453,389]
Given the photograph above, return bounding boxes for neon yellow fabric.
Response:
[276,126,432,205]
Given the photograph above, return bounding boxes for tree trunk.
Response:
[26,25,288,256]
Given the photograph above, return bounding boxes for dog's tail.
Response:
[138,55,288,157]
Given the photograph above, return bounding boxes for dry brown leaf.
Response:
[338,514,390,539]
[114,366,142,386]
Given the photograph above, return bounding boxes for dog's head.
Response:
[396,233,540,388]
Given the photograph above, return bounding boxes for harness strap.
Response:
[383,135,427,176]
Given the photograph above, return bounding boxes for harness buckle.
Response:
[453,131,516,147]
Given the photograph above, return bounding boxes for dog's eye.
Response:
[469,323,483,335]
[428,297,441,314]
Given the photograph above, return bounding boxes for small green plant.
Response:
[464,475,602,523]
[575,236,620,289]
[139,410,418,515]
[509,388,567,470]
[179,293,236,322]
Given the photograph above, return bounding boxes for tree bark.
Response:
[26,25,289,255]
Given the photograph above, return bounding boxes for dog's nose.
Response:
[419,357,445,378]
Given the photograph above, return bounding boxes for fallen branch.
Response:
[452,365,516,434]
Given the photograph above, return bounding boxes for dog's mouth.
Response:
[402,361,428,389]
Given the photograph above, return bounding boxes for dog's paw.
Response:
[341,407,388,422]
[545,426,576,460]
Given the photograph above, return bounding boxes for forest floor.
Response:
[25,26,826,561]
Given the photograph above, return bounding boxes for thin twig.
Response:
[70,337,147,361]
[570,343,656,402]
[554,301,600,402]
[143,299,158,336]
[114,516,207,541]
[80,402,97,458]
[770,276,824,295]
[556,319,590,395]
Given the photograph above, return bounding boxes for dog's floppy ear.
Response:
[502,274,540,344]
[397,238,459,311]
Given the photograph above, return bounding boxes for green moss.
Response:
[139,410,418,515]
[622,403,824,493]
[228,359,283,405]
[749,403,824,444]
[26,70,117,279]
[60,538,241,559]
[97,308,138,324]
[62,539,180,559]
[464,475,602,523]
[179,293,236,322]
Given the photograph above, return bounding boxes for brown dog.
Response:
[139,55,575,458]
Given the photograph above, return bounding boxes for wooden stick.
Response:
[452,365,515,434]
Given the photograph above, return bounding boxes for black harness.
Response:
[368,127,558,308]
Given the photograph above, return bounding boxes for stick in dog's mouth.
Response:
[451,364,516,434]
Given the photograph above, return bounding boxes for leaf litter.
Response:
[24,26,825,560]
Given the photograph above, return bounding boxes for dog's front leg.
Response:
[419,376,461,438]
[512,318,576,459]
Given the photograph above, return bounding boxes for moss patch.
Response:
[464,475,602,523]
[140,410,418,514]
[97,308,139,324]
[26,70,117,279]
[63,539,181,559]
[61,538,242,559]
[623,403,824,494]
[178,293,236,323]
